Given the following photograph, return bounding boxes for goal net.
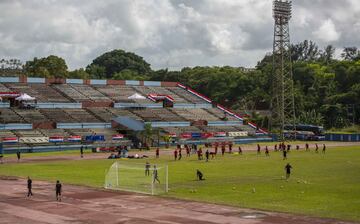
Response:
[104,161,168,195]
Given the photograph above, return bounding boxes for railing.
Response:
[56,123,112,129]
[114,103,162,108]
[0,123,33,130]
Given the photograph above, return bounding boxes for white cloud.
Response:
[313,19,341,42]
[0,0,359,70]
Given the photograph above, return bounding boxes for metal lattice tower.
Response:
[271,0,296,140]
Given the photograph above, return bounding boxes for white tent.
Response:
[128,93,146,99]
[15,93,35,101]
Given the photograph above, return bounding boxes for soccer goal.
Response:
[104,161,168,195]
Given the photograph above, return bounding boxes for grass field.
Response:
[1,146,360,221]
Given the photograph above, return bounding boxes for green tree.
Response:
[68,68,90,79]
[86,49,152,79]
[24,55,68,78]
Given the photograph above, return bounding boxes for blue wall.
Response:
[325,133,360,141]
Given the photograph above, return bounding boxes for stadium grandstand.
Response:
[0,76,270,153]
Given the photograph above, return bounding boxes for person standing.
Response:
[0,143,4,164]
[197,148,202,160]
[285,163,292,179]
[322,144,326,154]
[178,149,182,160]
[238,146,242,155]
[315,143,319,153]
[80,146,84,158]
[257,144,261,155]
[155,148,159,158]
[274,144,278,151]
[174,149,178,161]
[145,161,151,176]
[305,143,309,151]
[265,146,269,156]
[27,176,33,197]
[186,146,190,157]
[153,165,160,184]
[283,149,287,160]
[55,180,62,201]
[16,150,21,162]
[229,143,232,154]
[205,149,209,162]
[221,145,225,156]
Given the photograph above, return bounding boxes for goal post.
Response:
[104,161,168,195]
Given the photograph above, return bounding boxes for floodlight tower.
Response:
[271,0,296,140]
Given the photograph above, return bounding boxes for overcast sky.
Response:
[0,0,359,70]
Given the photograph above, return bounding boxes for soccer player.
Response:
[315,143,319,153]
[196,169,205,181]
[296,145,300,150]
[153,165,160,184]
[55,180,62,201]
[283,149,287,160]
[265,146,269,156]
[257,144,261,155]
[186,146,190,157]
[205,149,209,162]
[178,149,182,160]
[174,149,178,160]
[238,146,242,155]
[80,146,84,158]
[287,144,291,152]
[145,161,150,176]
[285,163,292,179]
[221,145,225,156]
[274,144,278,151]
[197,148,202,160]
[305,143,309,151]
[155,148,159,158]
[27,176,33,197]
[16,150,21,162]
[322,144,326,154]
[229,143,233,154]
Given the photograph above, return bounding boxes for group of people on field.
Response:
[160,142,327,181]
[26,177,62,201]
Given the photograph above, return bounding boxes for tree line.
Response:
[1,41,359,130]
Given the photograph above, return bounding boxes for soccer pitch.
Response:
[0,146,359,221]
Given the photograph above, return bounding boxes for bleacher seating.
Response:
[5,83,67,102]
[170,108,218,121]
[0,83,11,92]
[166,87,206,103]
[40,129,70,137]
[62,109,102,122]
[133,86,189,103]
[0,130,17,138]
[0,79,262,149]
[205,108,239,121]
[53,84,90,102]
[40,109,77,123]
[69,84,109,101]
[95,85,152,104]
[107,108,143,121]
[148,108,183,121]
[14,129,44,137]
[13,108,49,123]
[86,108,115,122]
[0,108,25,123]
